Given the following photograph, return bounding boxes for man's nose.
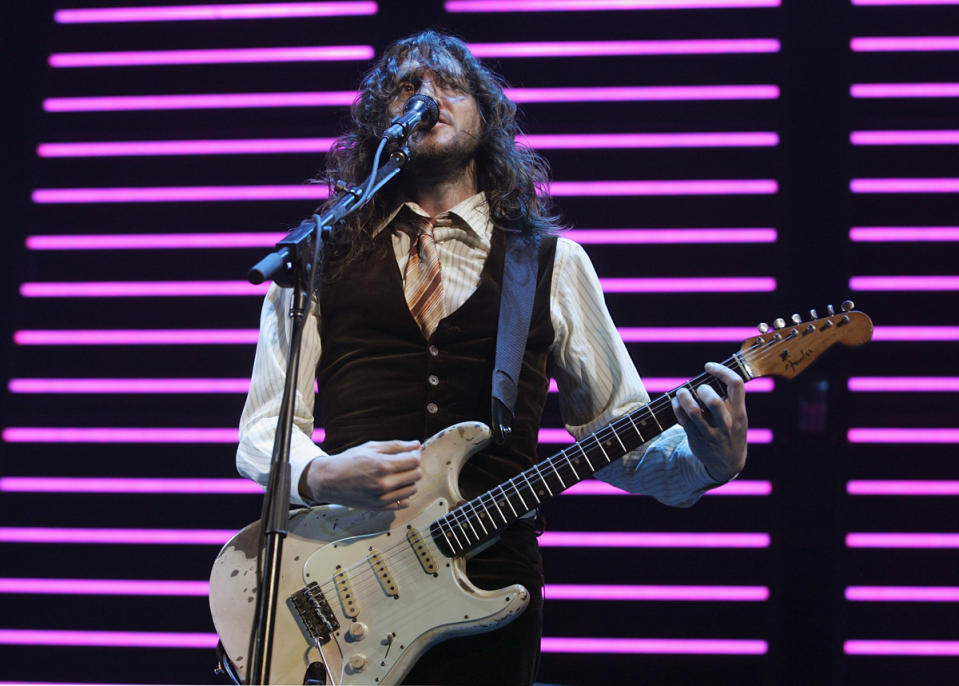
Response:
[416,79,436,97]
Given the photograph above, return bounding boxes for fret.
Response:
[435,523,455,554]
[496,485,519,517]
[458,514,479,542]
[486,492,509,525]
[469,502,490,536]
[607,424,628,455]
[559,448,581,479]
[532,464,554,497]
[625,413,645,444]
[574,442,595,471]
[509,478,530,511]
[546,457,567,489]
[444,520,464,552]
[647,400,666,433]
[520,471,542,505]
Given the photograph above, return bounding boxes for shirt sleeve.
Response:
[548,237,720,508]
[236,283,326,506]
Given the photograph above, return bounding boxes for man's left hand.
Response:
[671,361,748,484]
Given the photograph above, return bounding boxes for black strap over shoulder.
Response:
[491,230,541,445]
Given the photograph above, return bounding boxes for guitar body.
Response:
[209,421,530,685]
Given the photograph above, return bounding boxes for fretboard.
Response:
[429,353,751,557]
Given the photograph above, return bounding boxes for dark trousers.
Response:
[402,520,544,686]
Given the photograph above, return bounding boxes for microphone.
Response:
[381,94,440,143]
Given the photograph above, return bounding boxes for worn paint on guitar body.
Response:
[209,421,529,685]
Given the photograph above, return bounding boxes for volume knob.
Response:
[349,654,368,672]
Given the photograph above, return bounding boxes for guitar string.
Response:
[296,319,849,617]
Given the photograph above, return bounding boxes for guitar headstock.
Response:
[739,301,873,379]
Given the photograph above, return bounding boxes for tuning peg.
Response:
[841,300,855,312]
[827,304,835,315]
[809,309,818,319]
[758,322,770,334]
[791,313,802,324]
[773,318,786,329]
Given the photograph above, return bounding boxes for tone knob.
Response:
[349,622,368,640]
[349,654,368,672]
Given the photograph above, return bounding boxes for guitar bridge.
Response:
[290,581,340,644]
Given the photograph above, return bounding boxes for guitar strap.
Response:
[491,230,541,445]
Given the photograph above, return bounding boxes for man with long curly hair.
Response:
[238,30,748,685]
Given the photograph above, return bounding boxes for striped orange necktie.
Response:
[404,215,447,338]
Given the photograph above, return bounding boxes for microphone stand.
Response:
[244,144,412,685]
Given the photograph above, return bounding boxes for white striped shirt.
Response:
[237,193,720,507]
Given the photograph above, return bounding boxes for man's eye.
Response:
[397,82,415,95]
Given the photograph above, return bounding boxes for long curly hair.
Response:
[316,30,559,280]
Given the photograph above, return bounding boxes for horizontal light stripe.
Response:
[37,132,779,158]
[23,228,779,250]
[600,277,775,292]
[0,578,209,596]
[546,584,769,601]
[539,428,773,444]
[0,477,261,494]
[847,533,959,548]
[567,479,772,495]
[468,39,780,57]
[849,377,959,391]
[539,531,770,547]
[851,82,959,98]
[850,275,959,290]
[850,226,959,241]
[31,180,777,204]
[848,480,959,495]
[541,637,768,655]
[846,586,959,601]
[49,45,374,68]
[851,130,959,145]
[43,85,779,112]
[0,528,233,545]
[20,281,270,297]
[845,640,959,656]
[851,36,959,52]
[851,178,959,193]
[446,0,780,11]
[2,426,769,445]
[848,428,959,443]
[14,326,943,345]
[0,629,217,648]
[54,2,378,23]
[9,375,771,395]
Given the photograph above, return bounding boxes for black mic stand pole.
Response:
[243,145,412,685]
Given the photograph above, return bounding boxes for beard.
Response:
[403,127,481,182]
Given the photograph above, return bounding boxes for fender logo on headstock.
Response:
[784,347,815,374]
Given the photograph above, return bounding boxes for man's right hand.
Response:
[300,440,423,510]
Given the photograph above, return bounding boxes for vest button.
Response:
[428,375,439,386]
[426,402,438,414]
[428,344,439,357]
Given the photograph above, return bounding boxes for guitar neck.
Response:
[429,352,752,558]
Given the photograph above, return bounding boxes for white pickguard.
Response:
[209,421,530,685]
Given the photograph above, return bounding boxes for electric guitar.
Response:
[209,302,873,684]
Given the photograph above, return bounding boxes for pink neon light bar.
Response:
[567,480,771,496]
[851,130,959,145]
[846,586,959,601]
[539,531,770,548]
[539,428,772,444]
[848,480,959,495]
[468,39,780,57]
[542,637,767,655]
[600,277,775,292]
[19,277,773,298]
[0,629,217,648]
[0,578,209,596]
[618,326,756,342]
[0,477,261,494]
[546,584,768,601]
[851,83,959,98]
[14,329,259,345]
[446,0,781,11]
[24,228,778,250]
[32,185,330,203]
[850,226,959,241]
[0,527,233,545]
[8,378,253,394]
[872,326,959,341]
[851,37,959,52]
[54,2,379,23]
[850,276,959,290]
[849,377,959,392]
[44,85,779,112]
[848,428,959,443]
[846,533,959,548]
[49,46,374,68]
[634,377,774,393]
[845,640,959,656]
[36,133,778,158]
[851,178,959,193]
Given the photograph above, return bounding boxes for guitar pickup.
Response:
[368,548,399,598]
[406,526,438,576]
[290,581,340,644]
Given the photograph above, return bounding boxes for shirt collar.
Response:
[373,192,492,245]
